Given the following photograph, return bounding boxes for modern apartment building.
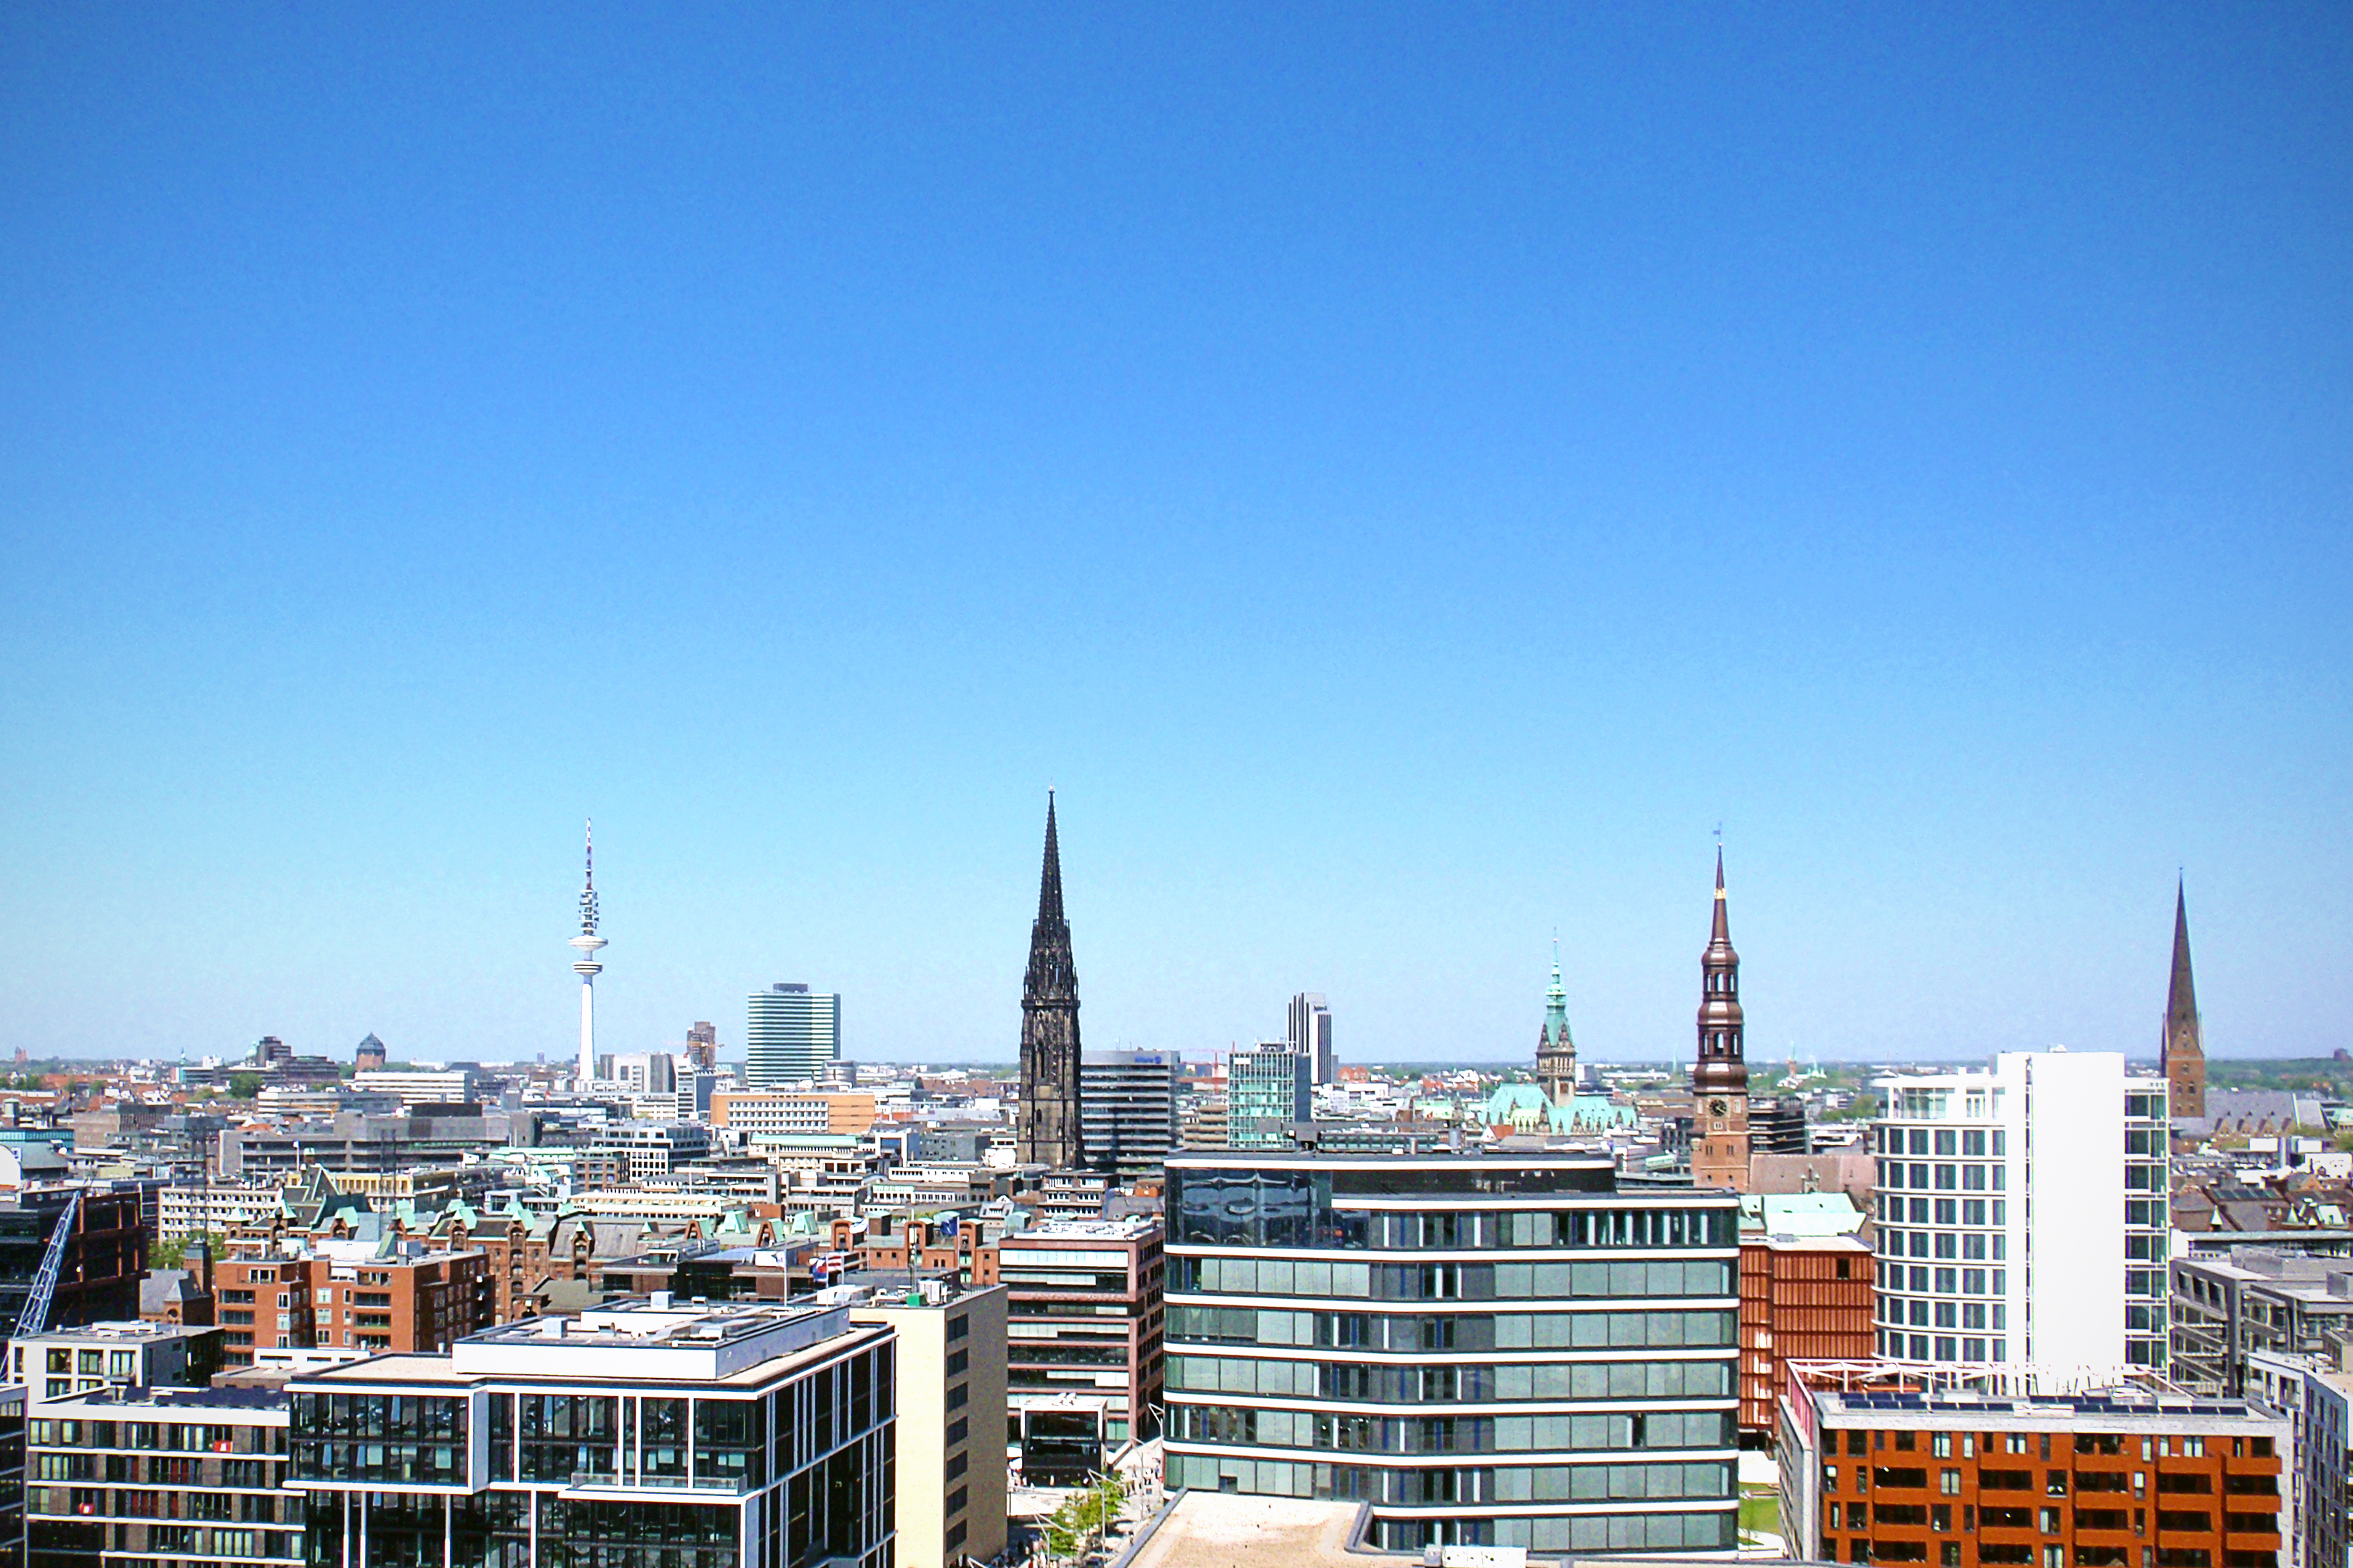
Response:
[1001,1215,1164,1483]
[26,1384,295,1568]
[1873,1053,2169,1371]
[848,1281,1009,1568]
[214,1242,491,1366]
[1163,1151,1741,1554]
[2172,1249,2353,1397]
[1079,1050,1181,1182]
[1227,1043,1310,1150]
[747,983,843,1089]
[1779,1364,2287,1568]
[8,1321,218,1406]
[288,1294,897,1568]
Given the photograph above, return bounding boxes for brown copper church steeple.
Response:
[1691,847,1751,1189]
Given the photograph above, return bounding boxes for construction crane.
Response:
[13,1191,81,1337]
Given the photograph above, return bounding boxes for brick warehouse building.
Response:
[1780,1363,2286,1568]
[1740,1231,1875,1444]
[213,1243,490,1366]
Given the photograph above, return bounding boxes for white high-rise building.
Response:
[746,982,841,1088]
[1871,1050,2168,1373]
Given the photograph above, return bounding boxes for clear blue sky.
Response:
[2,5,2346,1067]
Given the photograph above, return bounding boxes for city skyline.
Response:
[1,8,2345,1066]
[0,818,2287,1068]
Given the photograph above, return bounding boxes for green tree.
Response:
[1043,1474,1126,1564]
[227,1072,263,1099]
[151,1231,226,1271]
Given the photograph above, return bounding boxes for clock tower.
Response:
[1690,848,1751,1190]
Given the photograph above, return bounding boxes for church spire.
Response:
[2163,877,2206,1119]
[1709,844,1731,948]
[1018,791,1086,1170]
[1024,789,1076,1003]
[2167,878,2198,1027]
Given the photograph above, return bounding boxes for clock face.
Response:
[1709,1099,1728,1117]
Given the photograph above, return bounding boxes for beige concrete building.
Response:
[851,1279,1008,1568]
[712,1090,879,1136]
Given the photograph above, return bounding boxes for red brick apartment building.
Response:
[1781,1364,2288,1568]
[213,1245,489,1365]
[1740,1232,1875,1442]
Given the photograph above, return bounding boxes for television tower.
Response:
[569,821,607,1088]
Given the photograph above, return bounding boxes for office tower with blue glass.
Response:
[1163,1152,1740,1555]
[747,982,843,1089]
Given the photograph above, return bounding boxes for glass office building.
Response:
[287,1296,894,1568]
[1163,1153,1740,1554]
[1225,1043,1310,1150]
[746,985,843,1090]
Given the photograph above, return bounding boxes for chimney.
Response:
[198,1233,214,1295]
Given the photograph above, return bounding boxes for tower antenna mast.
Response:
[569,820,608,1089]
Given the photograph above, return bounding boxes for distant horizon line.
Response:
[9,1046,2339,1070]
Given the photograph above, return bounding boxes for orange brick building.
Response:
[1740,1232,1875,1442]
[1782,1366,2287,1568]
[213,1244,490,1366]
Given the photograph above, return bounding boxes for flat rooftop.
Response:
[290,1298,890,1390]
[1015,1216,1160,1241]
[18,1320,211,1343]
[32,1384,287,1413]
[1124,1493,1375,1568]
[1813,1389,2286,1432]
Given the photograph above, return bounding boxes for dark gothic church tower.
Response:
[1018,792,1087,1170]
[1690,848,1751,1189]
[2163,879,2206,1120]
